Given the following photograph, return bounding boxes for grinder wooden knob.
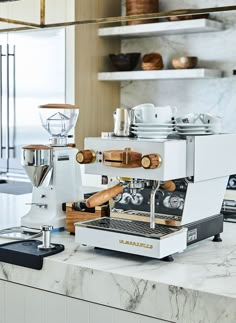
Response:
[76,150,96,164]
[141,154,162,169]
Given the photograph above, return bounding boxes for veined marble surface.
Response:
[0,201,236,323]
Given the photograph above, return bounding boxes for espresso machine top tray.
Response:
[76,217,182,239]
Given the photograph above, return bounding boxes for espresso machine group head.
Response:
[21,104,83,230]
[75,134,236,260]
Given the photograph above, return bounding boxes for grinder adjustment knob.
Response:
[141,154,162,169]
[76,150,96,164]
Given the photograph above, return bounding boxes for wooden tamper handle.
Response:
[86,184,124,208]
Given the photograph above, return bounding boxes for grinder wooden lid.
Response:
[39,104,80,109]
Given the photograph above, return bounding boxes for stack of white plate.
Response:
[131,123,175,139]
[176,123,213,136]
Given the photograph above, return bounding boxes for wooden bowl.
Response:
[172,56,198,69]
[109,53,141,71]
[142,52,164,70]
[126,0,159,25]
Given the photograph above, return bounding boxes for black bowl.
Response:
[109,53,141,71]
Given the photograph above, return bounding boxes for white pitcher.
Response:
[113,107,132,136]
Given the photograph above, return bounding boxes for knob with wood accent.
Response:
[141,154,162,169]
[161,181,176,192]
[76,150,96,164]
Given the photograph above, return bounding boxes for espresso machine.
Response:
[21,104,83,230]
[75,134,236,260]
[222,174,236,222]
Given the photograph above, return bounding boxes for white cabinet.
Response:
[45,0,75,24]
[4,283,25,323]
[0,280,174,323]
[0,0,39,28]
[24,287,45,323]
[66,297,89,323]
[0,0,75,28]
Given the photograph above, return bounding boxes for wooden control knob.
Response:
[161,181,176,192]
[141,154,162,169]
[76,150,96,164]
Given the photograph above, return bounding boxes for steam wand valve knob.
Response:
[76,150,96,164]
[141,154,162,169]
[38,225,55,250]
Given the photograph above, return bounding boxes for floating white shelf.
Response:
[99,19,223,38]
[98,69,223,81]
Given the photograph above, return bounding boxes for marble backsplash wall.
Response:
[121,0,236,132]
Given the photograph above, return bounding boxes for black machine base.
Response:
[0,240,64,270]
[185,214,223,246]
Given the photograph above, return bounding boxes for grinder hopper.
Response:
[38,104,79,146]
[21,145,53,188]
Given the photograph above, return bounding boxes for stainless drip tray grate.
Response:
[78,217,181,239]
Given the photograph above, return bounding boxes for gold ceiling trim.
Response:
[0,17,39,28]
[0,2,235,32]
[44,5,236,29]
[40,0,45,26]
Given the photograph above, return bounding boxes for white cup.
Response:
[176,113,200,124]
[133,105,177,124]
[199,113,222,133]
[132,103,155,110]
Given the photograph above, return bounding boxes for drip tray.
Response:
[0,240,64,270]
[78,217,181,239]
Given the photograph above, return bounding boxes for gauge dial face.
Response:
[169,196,181,209]
[229,178,236,188]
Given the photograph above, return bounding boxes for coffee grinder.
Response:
[21,104,83,230]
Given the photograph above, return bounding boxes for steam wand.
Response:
[150,181,161,229]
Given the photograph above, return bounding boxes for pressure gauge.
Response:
[228,177,236,189]
[169,196,181,209]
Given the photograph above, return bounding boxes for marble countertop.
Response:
[0,193,236,322]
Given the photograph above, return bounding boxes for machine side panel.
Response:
[164,140,187,180]
[181,177,228,225]
[84,138,187,181]
[194,134,236,182]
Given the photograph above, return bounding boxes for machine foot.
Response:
[161,255,174,262]
[212,234,222,242]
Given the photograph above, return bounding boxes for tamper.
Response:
[38,225,55,250]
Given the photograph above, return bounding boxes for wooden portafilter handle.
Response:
[161,181,176,192]
[85,184,124,208]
